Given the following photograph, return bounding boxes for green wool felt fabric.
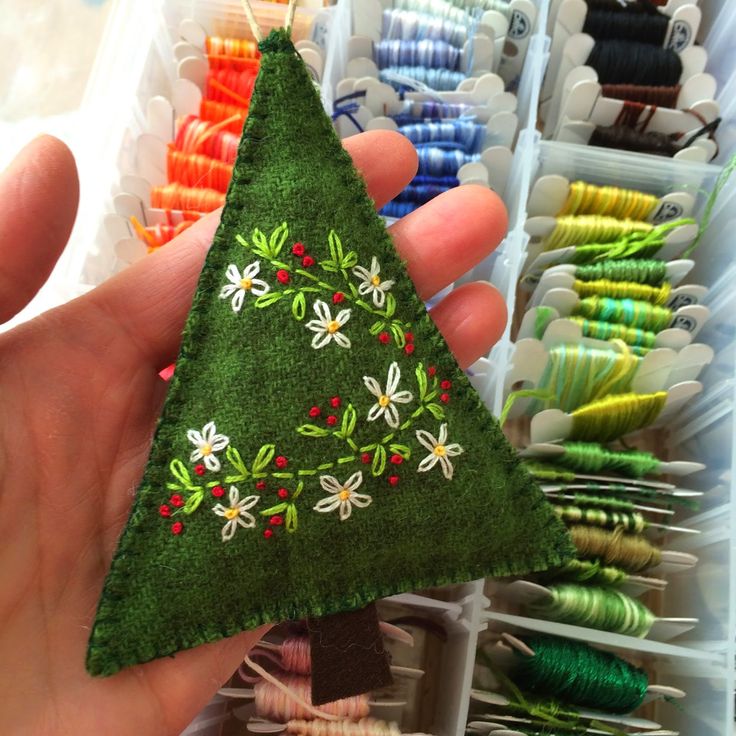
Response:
[86,29,574,677]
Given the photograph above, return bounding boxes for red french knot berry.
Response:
[361,452,372,464]
[270,515,284,526]
[390,454,403,465]
[292,242,305,256]
[211,485,225,498]
[326,415,338,426]
[309,405,321,418]
[171,521,184,535]
[159,504,171,518]
[255,480,267,491]
[404,344,415,356]
[440,393,450,403]
[276,269,290,284]
[329,396,341,408]
[378,332,391,344]
[263,528,274,539]
[405,332,414,343]
[275,456,288,469]
[333,292,345,304]
[388,475,400,487]
[194,464,206,476]
[428,366,437,377]
[440,379,452,390]
[169,494,184,508]
[302,255,315,268]
[278,488,289,500]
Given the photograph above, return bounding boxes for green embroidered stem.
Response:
[237,232,396,323]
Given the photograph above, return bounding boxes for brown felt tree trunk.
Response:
[308,603,392,705]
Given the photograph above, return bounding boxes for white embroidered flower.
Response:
[187,421,229,472]
[313,471,371,521]
[416,424,464,480]
[213,486,259,541]
[353,256,395,308]
[363,361,413,429]
[219,262,270,312]
[306,300,352,349]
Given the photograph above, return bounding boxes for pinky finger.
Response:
[429,282,507,370]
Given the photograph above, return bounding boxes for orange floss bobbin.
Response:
[150,182,225,213]
[166,149,233,193]
[174,115,242,163]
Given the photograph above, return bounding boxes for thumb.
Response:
[0,135,79,323]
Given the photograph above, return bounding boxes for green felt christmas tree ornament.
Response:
[86,1,573,696]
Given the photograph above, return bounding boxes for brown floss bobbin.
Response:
[602,83,682,107]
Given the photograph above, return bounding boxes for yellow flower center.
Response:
[371,275,381,287]
[433,445,447,457]
[339,489,351,501]
[224,507,240,520]
[201,443,213,456]
[327,320,341,334]
[378,394,391,407]
[240,277,253,290]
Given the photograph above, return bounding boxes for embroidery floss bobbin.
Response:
[543,442,663,477]
[254,676,371,721]
[526,584,656,637]
[569,524,662,572]
[511,634,649,713]
[567,392,668,441]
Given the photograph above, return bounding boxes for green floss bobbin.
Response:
[575,259,668,286]
[542,558,630,587]
[512,634,649,714]
[528,343,640,414]
[85,11,573,698]
[550,442,662,478]
[527,583,656,637]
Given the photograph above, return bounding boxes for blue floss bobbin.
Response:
[382,9,468,47]
[398,120,487,153]
[375,39,462,71]
[380,66,467,92]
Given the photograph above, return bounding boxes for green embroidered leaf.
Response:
[348,282,360,298]
[369,320,386,336]
[372,445,387,476]
[169,459,199,491]
[226,446,249,477]
[298,424,331,438]
[427,403,446,420]
[384,293,396,318]
[255,292,284,308]
[320,259,339,273]
[340,250,358,269]
[389,443,411,460]
[260,503,288,516]
[415,363,428,400]
[341,404,357,438]
[235,234,249,249]
[253,444,276,472]
[285,504,298,532]
[390,322,406,348]
[251,228,269,258]
[328,230,344,263]
[269,222,288,257]
[291,291,306,321]
[292,481,304,500]
[183,491,204,514]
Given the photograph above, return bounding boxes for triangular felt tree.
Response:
[87,26,574,680]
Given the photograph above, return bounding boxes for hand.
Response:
[0,133,507,735]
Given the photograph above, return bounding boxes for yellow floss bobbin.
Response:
[559,181,659,221]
